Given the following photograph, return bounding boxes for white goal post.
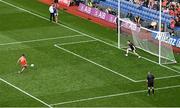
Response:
[117,18,177,64]
[117,0,177,64]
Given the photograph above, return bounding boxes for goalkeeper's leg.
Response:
[133,50,141,58]
[125,48,131,56]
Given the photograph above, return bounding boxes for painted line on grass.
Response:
[51,84,180,106]
[141,56,180,74]
[120,49,180,74]
[0,34,83,46]
[0,78,52,108]
[135,74,180,82]
[54,44,136,82]
[58,40,97,46]
[57,41,180,82]
[1,0,179,76]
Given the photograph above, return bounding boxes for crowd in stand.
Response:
[85,0,117,15]
[72,0,179,36]
[126,0,180,29]
[84,0,179,30]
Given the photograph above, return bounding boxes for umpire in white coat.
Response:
[49,3,55,22]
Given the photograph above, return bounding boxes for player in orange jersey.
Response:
[17,54,28,73]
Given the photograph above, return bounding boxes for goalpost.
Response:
[118,0,177,65]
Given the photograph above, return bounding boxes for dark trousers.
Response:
[50,13,55,21]
[54,0,58,3]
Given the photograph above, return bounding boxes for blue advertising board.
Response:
[151,32,180,48]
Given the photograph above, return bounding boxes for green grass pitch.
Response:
[0,0,180,107]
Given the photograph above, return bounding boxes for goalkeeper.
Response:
[125,40,141,58]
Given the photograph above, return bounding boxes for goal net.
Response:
[118,18,177,64]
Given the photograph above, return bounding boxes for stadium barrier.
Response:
[78,3,117,25]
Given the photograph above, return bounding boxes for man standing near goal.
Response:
[49,3,55,22]
[125,40,141,58]
[147,72,155,96]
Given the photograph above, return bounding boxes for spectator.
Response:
[87,0,93,7]
[163,6,169,14]
[134,16,141,25]
[134,0,140,5]
[161,23,165,31]
[169,6,175,16]
[148,21,157,30]
[170,30,176,36]
[143,0,149,7]
[152,1,159,10]
[170,19,176,29]
[126,12,133,20]
[148,0,155,9]
[105,7,112,14]
[162,0,168,7]
[175,17,180,27]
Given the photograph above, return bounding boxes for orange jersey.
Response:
[19,56,27,66]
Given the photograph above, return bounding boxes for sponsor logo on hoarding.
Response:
[121,19,140,32]
[152,32,180,47]
[176,39,180,48]
[78,3,117,24]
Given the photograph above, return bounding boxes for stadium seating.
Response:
[119,0,173,24]
[98,0,173,24]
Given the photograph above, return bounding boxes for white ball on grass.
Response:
[30,64,34,67]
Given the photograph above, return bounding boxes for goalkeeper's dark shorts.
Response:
[148,82,154,87]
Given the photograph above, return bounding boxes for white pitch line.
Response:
[0,78,52,108]
[0,34,83,46]
[1,0,179,76]
[141,56,180,74]
[51,84,180,106]
[58,40,97,46]
[135,74,180,82]
[120,48,180,74]
[54,44,136,82]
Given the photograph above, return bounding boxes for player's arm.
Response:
[17,57,21,64]
[146,76,148,83]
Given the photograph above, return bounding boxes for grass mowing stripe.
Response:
[0,34,83,46]
[58,40,97,46]
[51,84,180,106]
[54,44,136,82]
[0,78,52,108]
[173,66,180,70]
[135,74,180,82]
[1,0,179,75]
